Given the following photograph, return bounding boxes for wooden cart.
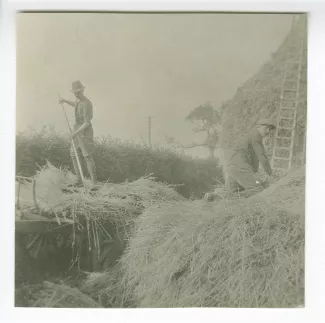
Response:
[15,175,123,273]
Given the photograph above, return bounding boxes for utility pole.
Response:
[148,116,152,148]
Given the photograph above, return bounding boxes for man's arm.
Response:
[60,98,76,107]
[251,134,272,175]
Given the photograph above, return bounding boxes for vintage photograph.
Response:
[15,12,306,308]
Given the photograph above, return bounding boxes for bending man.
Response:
[59,80,97,187]
[224,118,276,195]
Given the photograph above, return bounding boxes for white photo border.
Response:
[1,1,325,323]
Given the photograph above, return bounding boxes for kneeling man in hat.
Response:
[204,118,276,201]
[223,117,276,194]
[59,81,97,187]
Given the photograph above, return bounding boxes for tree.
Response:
[166,102,222,159]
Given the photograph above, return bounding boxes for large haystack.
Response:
[221,15,307,162]
[95,167,304,308]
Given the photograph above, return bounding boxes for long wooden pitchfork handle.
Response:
[59,98,86,188]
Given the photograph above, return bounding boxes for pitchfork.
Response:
[58,94,86,188]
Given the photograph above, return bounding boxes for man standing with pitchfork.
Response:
[59,80,97,188]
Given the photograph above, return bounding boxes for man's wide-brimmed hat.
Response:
[256,117,276,130]
[71,80,85,93]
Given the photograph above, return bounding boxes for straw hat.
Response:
[71,80,85,93]
[256,117,276,130]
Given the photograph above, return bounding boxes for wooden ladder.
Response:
[271,18,305,171]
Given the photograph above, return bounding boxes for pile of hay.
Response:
[16,161,184,225]
[95,167,304,308]
[258,166,305,212]
[80,263,135,308]
[15,281,99,308]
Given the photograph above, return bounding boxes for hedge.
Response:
[16,127,224,198]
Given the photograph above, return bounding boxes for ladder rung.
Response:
[286,64,300,69]
[287,50,300,55]
[279,116,295,120]
[285,71,300,77]
[280,106,296,110]
[288,45,301,51]
[280,98,296,101]
[273,166,290,170]
[280,107,296,110]
[276,136,293,140]
[277,126,294,130]
[284,80,298,85]
[275,146,291,151]
[243,89,268,92]
[284,78,299,82]
[273,157,291,161]
[283,89,298,92]
[285,77,298,83]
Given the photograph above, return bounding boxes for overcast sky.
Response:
[16,13,294,157]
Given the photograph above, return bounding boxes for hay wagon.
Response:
[15,175,123,277]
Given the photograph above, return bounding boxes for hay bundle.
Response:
[15,281,99,308]
[16,162,76,211]
[117,168,305,308]
[16,162,184,225]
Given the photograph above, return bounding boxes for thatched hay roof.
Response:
[221,15,307,150]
